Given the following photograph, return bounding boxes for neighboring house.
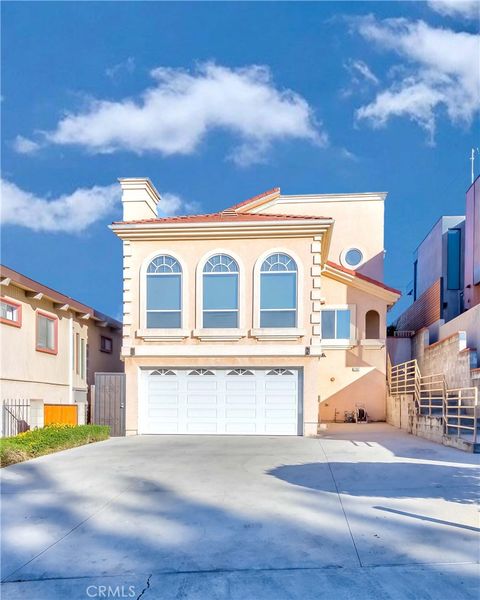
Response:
[111,178,400,436]
[388,177,480,392]
[391,177,480,355]
[0,265,122,418]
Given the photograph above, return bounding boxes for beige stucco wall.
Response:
[1,282,122,409]
[1,283,72,403]
[260,197,385,280]
[124,236,314,346]
[317,276,388,422]
[123,355,321,436]
[87,321,123,381]
[121,232,391,434]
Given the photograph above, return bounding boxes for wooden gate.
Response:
[92,373,126,436]
[44,404,78,426]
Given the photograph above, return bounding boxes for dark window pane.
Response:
[203,274,238,310]
[146,311,181,328]
[203,311,238,328]
[447,229,461,290]
[147,275,181,310]
[260,310,296,328]
[260,273,296,309]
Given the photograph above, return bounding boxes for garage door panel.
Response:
[226,408,257,418]
[149,409,179,419]
[187,422,218,433]
[187,395,218,404]
[265,423,297,435]
[226,381,256,392]
[187,381,218,392]
[149,380,179,392]
[142,369,299,435]
[225,423,257,434]
[148,395,179,405]
[265,380,296,392]
[225,395,256,404]
[265,395,296,404]
[187,408,218,418]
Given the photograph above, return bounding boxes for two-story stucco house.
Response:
[0,265,123,430]
[111,179,400,436]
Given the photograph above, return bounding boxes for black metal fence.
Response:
[2,399,30,437]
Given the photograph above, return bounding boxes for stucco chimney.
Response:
[119,178,160,221]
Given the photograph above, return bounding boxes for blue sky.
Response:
[1,1,479,321]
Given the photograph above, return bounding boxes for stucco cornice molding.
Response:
[323,264,400,305]
[248,192,387,214]
[125,344,310,357]
[111,220,333,263]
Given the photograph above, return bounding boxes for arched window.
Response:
[146,255,182,328]
[260,253,297,327]
[203,254,239,328]
[365,310,380,339]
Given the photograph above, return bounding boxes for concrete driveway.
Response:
[1,424,479,600]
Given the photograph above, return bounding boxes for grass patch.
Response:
[0,424,110,467]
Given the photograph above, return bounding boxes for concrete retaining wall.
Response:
[386,394,411,430]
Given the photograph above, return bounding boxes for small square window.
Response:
[36,312,58,354]
[321,309,352,340]
[100,336,113,353]
[0,298,22,327]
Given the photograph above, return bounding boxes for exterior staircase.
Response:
[388,358,479,452]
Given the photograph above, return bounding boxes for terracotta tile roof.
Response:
[226,187,280,212]
[327,261,401,295]
[113,212,332,225]
[0,264,122,327]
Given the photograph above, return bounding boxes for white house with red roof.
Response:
[111,178,400,436]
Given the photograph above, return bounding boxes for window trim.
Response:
[80,338,86,380]
[320,304,356,348]
[0,297,22,328]
[36,310,58,355]
[195,249,245,337]
[253,248,303,332]
[340,246,366,270]
[140,250,188,335]
[100,335,113,354]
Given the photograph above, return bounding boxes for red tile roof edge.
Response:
[0,264,121,327]
[226,187,281,212]
[113,212,332,225]
[327,261,401,295]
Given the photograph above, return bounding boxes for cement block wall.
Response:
[409,413,444,444]
[413,330,477,389]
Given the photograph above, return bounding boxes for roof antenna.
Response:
[471,147,480,184]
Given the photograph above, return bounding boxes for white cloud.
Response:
[427,0,479,20]
[0,180,192,233]
[345,59,379,85]
[13,135,41,155]
[106,57,136,80]
[43,63,324,166]
[354,16,480,142]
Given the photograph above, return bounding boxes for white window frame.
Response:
[138,250,189,341]
[251,248,304,340]
[340,246,366,270]
[320,304,357,349]
[194,249,246,341]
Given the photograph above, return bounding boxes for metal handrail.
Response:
[388,360,479,445]
[444,387,478,445]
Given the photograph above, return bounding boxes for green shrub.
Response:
[0,424,110,467]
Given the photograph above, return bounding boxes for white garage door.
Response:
[140,368,300,435]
